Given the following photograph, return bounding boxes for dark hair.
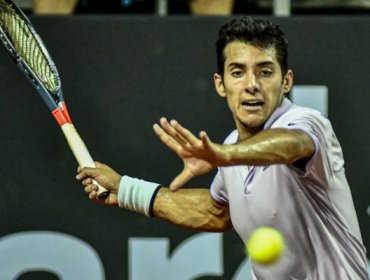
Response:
[216,16,288,76]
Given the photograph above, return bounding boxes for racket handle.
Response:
[60,123,110,199]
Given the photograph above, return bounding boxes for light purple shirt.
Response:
[211,98,368,279]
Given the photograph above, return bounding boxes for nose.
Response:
[244,73,259,94]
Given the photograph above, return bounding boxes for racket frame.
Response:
[0,0,109,199]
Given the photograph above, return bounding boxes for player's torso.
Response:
[223,163,309,243]
[223,164,368,279]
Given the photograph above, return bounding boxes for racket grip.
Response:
[60,123,110,199]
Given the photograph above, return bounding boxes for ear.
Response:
[214,73,226,97]
[282,69,293,94]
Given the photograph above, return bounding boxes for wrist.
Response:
[220,144,235,165]
[118,175,161,217]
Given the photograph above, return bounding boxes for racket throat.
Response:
[52,106,71,126]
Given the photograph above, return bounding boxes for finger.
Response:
[76,166,99,180]
[89,190,98,200]
[153,123,180,153]
[83,183,98,193]
[169,169,193,191]
[154,121,194,158]
[82,177,93,186]
[160,118,188,146]
[199,131,212,148]
[170,120,199,146]
[76,173,86,180]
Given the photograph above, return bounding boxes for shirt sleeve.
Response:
[272,107,344,186]
[209,130,239,205]
[210,168,229,205]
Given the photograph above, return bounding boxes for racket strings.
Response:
[0,1,59,93]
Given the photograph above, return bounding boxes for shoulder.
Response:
[272,104,330,129]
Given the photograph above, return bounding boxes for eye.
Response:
[259,70,273,77]
[231,70,244,78]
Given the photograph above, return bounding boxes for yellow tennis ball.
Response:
[246,227,285,265]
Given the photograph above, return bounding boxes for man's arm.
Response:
[154,118,315,189]
[77,162,232,232]
[153,188,232,232]
[221,128,315,166]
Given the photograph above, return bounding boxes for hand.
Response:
[153,118,226,191]
[76,161,121,205]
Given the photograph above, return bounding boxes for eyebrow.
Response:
[227,61,275,69]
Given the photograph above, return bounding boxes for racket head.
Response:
[0,0,63,110]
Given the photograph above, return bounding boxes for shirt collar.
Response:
[263,98,294,129]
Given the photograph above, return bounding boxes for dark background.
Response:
[0,16,369,279]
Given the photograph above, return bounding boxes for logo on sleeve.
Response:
[262,165,270,171]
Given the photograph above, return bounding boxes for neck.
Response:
[237,124,263,140]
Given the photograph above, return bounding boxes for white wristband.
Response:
[118,175,161,217]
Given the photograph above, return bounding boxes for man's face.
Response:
[214,41,293,138]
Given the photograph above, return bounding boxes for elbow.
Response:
[206,199,233,232]
[208,214,233,232]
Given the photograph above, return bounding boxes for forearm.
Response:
[115,175,232,232]
[223,128,315,166]
[153,188,232,232]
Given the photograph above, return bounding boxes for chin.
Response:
[243,115,264,125]
[239,119,265,132]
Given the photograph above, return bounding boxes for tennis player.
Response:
[77,17,369,279]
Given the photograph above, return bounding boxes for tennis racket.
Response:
[0,0,109,199]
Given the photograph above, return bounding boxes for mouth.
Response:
[241,100,264,110]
